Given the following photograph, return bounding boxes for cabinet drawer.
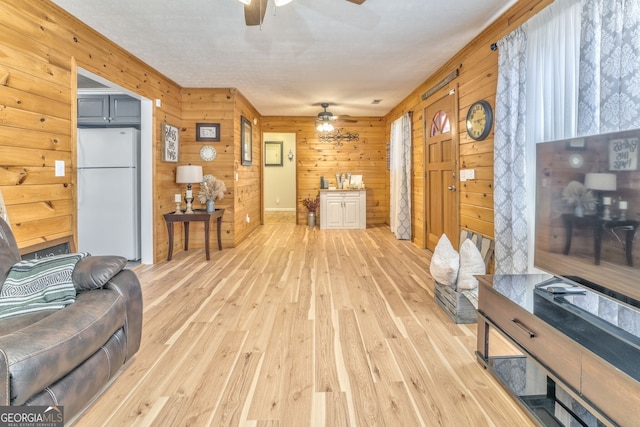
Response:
[479,285,582,390]
[581,352,640,426]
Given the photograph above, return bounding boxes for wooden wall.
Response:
[179,88,236,249]
[233,92,262,244]
[384,0,553,248]
[260,117,387,225]
[0,0,183,263]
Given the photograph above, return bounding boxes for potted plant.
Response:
[562,181,595,217]
[302,194,320,227]
[198,175,227,213]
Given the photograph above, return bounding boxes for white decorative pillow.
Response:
[429,234,459,287]
[457,238,486,290]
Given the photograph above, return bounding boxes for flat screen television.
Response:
[535,128,640,300]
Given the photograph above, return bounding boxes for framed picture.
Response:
[241,116,252,166]
[566,138,586,150]
[609,138,639,170]
[265,141,283,166]
[196,123,220,142]
[162,122,179,162]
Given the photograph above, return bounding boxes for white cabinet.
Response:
[320,190,366,229]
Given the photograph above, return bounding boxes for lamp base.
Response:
[185,196,195,214]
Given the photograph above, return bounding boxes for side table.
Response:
[561,214,638,266]
[164,209,224,261]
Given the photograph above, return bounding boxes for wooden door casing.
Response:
[424,90,459,251]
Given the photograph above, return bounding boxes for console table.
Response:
[561,214,638,266]
[477,274,640,426]
[164,209,224,261]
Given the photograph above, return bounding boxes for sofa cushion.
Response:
[457,238,486,290]
[429,234,459,287]
[0,253,88,320]
[0,287,126,405]
[72,255,127,291]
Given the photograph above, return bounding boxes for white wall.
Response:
[264,133,296,211]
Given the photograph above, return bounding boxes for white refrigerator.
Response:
[77,128,141,261]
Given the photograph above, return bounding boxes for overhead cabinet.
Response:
[320,190,366,230]
[78,94,141,126]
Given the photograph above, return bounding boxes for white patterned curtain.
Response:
[494,0,581,274]
[494,28,529,275]
[390,113,412,240]
[578,0,640,135]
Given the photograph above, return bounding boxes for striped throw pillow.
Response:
[0,252,89,319]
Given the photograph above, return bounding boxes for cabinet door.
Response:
[326,199,344,228]
[343,199,360,228]
[110,95,141,125]
[78,95,109,125]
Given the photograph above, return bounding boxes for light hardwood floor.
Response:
[264,211,296,224]
[75,224,533,426]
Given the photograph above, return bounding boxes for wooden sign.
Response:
[162,123,179,162]
[609,138,638,170]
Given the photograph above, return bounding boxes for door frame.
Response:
[76,67,154,264]
[262,132,297,223]
[422,86,460,250]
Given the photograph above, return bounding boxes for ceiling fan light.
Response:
[317,122,334,132]
[274,0,293,5]
[237,0,252,5]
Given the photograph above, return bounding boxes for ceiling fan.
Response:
[239,0,366,27]
[316,103,357,131]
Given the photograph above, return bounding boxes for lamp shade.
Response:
[584,173,617,191]
[176,165,203,184]
[274,0,293,5]
[237,0,251,5]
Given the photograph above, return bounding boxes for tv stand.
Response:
[476,274,640,426]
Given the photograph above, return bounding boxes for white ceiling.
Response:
[51,0,516,117]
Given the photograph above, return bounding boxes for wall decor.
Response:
[162,122,179,162]
[265,141,283,166]
[196,123,220,142]
[200,145,217,162]
[318,128,359,146]
[566,137,586,150]
[241,116,252,166]
[465,100,493,141]
[609,138,639,170]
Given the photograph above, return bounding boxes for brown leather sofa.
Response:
[0,217,142,420]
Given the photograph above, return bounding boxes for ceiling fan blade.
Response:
[244,0,268,26]
[346,0,366,4]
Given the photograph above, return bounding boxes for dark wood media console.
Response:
[476,274,640,426]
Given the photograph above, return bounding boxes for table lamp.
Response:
[585,173,617,219]
[176,165,203,214]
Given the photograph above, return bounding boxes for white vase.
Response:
[574,204,584,217]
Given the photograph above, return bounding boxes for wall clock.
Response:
[466,100,493,141]
[569,154,584,168]
[200,145,216,161]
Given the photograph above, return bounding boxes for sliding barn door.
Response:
[424,90,459,251]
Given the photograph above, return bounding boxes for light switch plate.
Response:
[55,160,65,177]
[460,169,475,181]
